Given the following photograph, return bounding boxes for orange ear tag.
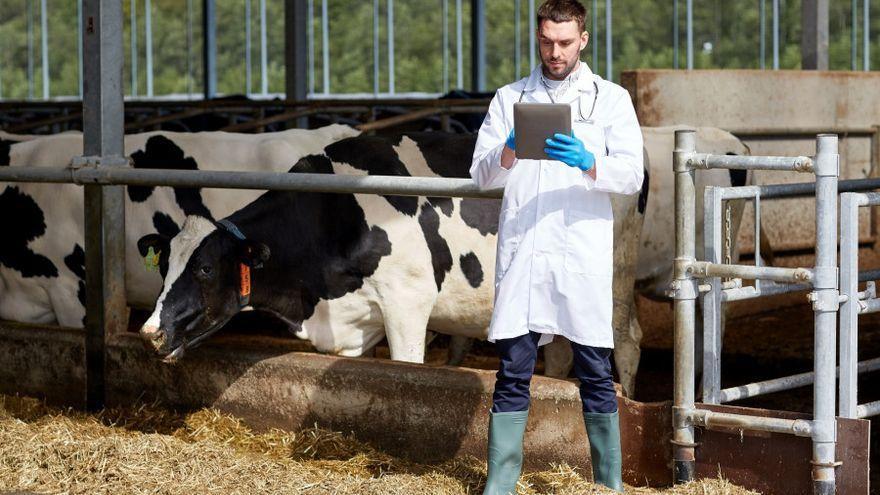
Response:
[239,264,252,298]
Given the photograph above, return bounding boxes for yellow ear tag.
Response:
[144,247,160,272]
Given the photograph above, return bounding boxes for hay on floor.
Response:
[0,394,760,495]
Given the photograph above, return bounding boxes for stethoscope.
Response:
[517,78,599,124]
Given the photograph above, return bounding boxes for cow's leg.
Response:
[382,302,432,363]
[543,337,573,377]
[613,300,642,398]
[447,334,473,366]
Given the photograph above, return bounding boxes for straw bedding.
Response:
[0,394,758,495]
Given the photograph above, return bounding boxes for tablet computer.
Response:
[513,102,572,160]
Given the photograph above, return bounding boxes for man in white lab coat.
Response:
[469,1,644,493]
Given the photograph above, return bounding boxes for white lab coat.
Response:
[470,63,643,348]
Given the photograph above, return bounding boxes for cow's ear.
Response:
[239,240,270,269]
[137,233,169,258]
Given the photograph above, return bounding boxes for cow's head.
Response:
[137,216,270,362]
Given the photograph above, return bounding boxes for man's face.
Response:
[538,19,589,80]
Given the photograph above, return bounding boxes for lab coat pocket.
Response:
[564,209,613,276]
[495,206,521,282]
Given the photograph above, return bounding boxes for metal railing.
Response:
[839,192,880,420]
[673,130,840,494]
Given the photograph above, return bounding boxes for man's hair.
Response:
[537,0,587,33]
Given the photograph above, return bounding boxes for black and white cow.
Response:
[0,125,359,327]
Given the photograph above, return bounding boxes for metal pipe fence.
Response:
[674,130,841,494]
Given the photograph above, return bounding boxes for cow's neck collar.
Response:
[216,219,252,308]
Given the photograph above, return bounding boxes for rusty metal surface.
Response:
[696,403,870,495]
[0,322,870,493]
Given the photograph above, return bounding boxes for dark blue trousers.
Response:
[491,331,617,414]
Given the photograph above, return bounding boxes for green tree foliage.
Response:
[0,0,877,100]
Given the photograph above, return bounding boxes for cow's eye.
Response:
[199,265,213,277]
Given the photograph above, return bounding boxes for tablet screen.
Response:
[513,103,572,160]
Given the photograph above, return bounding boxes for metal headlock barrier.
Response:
[673,130,842,494]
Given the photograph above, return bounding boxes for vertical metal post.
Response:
[130,0,137,96]
[673,0,679,69]
[284,0,308,124]
[308,0,314,95]
[528,0,535,70]
[186,0,193,97]
[457,0,464,88]
[853,0,858,70]
[773,0,780,69]
[145,0,153,97]
[259,0,267,95]
[443,0,450,92]
[203,0,216,98]
[514,0,521,79]
[673,130,697,483]
[40,0,48,99]
[592,0,598,69]
[246,0,252,95]
[471,0,486,92]
[318,0,329,93]
[760,0,766,69]
[374,0,381,95]
[686,0,693,69]
[839,193,860,419]
[702,186,723,404]
[385,0,392,94]
[78,0,84,97]
[28,0,34,99]
[864,0,870,71]
[605,0,612,81]
[811,134,839,495]
[82,0,127,412]
[802,0,829,70]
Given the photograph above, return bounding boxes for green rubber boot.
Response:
[483,410,528,495]
[584,410,624,492]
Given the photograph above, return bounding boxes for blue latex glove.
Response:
[544,133,595,172]
[505,128,516,150]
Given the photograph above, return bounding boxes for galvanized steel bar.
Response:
[686,0,693,69]
[82,0,127,412]
[40,0,48,98]
[689,153,813,173]
[772,0,779,69]
[721,282,811,302]
[457,0,464,88]
[719,357,880,404]
[0,166,504,200]
[203,0,217,98]
[284,0,308,126]
[145,0,153,97]
[246,0,252,94]
[856,400,880,418]
[673,0,679,69]
[857,297,880,314]
[131,0,138,96]
[443,0,450,91]
[864,0,870,71]
[689,262,812,284]
[811,134,839,494]
[859,269,880,283]
[514,0,520,79]
[259,0,268,95]
[604,0,612,81]
[78,0,83,97]
[688,409,813,437]
[385,0,392,94]
[672,130,697,484]
[840,193,860,419]
[701,186,723,404]
[801,0,829,70]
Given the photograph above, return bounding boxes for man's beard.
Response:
[542,57,580,80]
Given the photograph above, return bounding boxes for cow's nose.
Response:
[139,325,166,352]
